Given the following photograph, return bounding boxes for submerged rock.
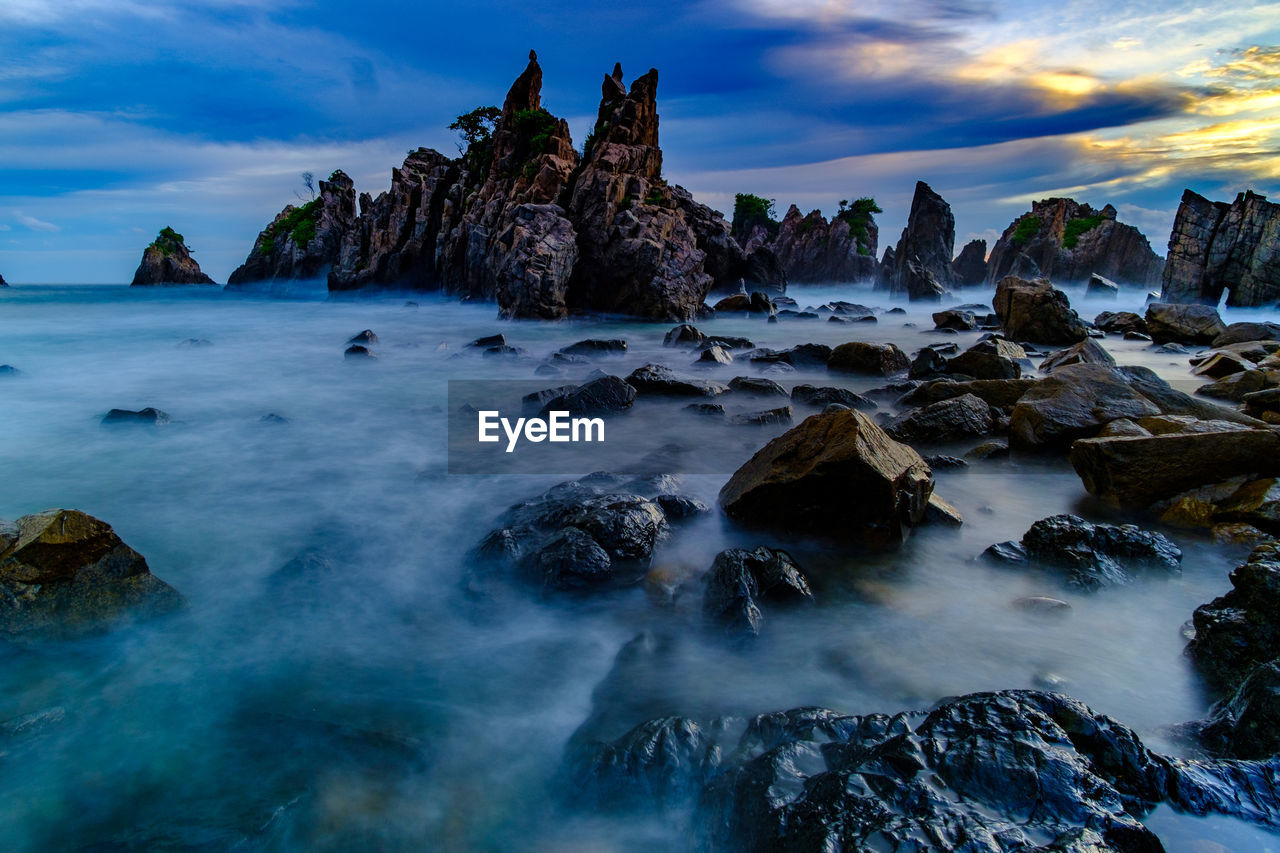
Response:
[826,341,909,375]
[789,385,875,411]
[538,375,637,416]
[0,509,183,636]
[102,407,171,425]
[993,513,1182,591]
[625,364,727,397]
[885,393,995,444]
[719,409,933,548]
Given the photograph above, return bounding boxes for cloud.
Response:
[13,210,60,231]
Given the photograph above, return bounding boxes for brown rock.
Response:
[719,410,933,547]
[992,276,1088,344]
[1161,189,1280,307]
[1145,302,1227,345]
[827,342,909,375]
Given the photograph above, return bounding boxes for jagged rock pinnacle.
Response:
[612,62,623,81]
[529,49,537,61]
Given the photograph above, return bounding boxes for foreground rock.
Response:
[1070,428,1280,509]
[719,410,932,548]
[992,275,1087,344]
[568,687,1280,851]
[0,509,183,636]
[1161,188,1280,307]
[130,227,215,286]
[826,341,908,375]
[885,393,994,444]
[983,513,1181,591]
[985,197,1163,287]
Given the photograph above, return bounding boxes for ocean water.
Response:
[0,282,1278,851]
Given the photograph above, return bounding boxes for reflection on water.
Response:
[0,283,1277,850]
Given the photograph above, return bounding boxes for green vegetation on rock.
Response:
[837,197,881,253]
[731,193,779,243]
[1011,215,1042,249]
[260,198,323,253]
[149,226,185,257]
[1063,214,1105,249]
[513,108,559,159]
[449,106,502,150]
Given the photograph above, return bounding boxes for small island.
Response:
[130,227,216,286]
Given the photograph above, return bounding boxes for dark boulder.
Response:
[885,393,995,444]
[899,378,1037,412]
[102,407,171,425]
[1188,542,1280,696]
[663,324,705,348]
[626,364,727,397]
[560,339,627,356]
[702,546,813,637]
[1094,311,1147,335]
[1192,659,1280,759]
[1009,364,1161,449]
[729,406,793,426]
[1215,322,1280,348]
[790,385,876,411]
[1012,513,1182,591]
[932,308,976,331]
[944,338,1028,380]
[1039,337,1116,372]
[539,376,637,416]
[727,376,788,398]
[1086,272,1120,298]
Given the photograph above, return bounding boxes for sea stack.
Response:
[131,227,216,286]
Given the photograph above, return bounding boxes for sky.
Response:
[1,0,1278,283]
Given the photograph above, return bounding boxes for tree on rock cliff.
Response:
[731,194,778,244]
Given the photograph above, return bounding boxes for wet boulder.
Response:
[473,479,671,592]
[729,406,793,427]
[559,338,627,357]
[1215,321,1280,348]
[992,275,1088,344]
[663,324,705,348]
[538,375,637,416]
[1145,302,1227,344]
[695,345,733,366]
[719,409,933,548]
[1191,659,1280,759]
[702,546,813,638]
[1191,350,1254,379]
[347,329,377,344]
[625,364,728,397]
[932,308,976,331]
[727,376,788,398]
[1069,429,1280,509]
[1196,368,1280,402]
[1000,513,1182,591]
[826,341,909,375]
[0,509,183,636]
[1188,542,1280,697]
[885,393,995,444]
[1086,272,1120,298]
[747,343,832,368]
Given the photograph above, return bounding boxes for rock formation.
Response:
[130,227,215,285]
[770,204,877,282]
[227,171,357,285]
[950,238,987,286]
[0,273,8,287]
[985,197,1163,287]
[992,275,1088,344]
[229,54,784,319]
[885,181,954,301]
[1161,189,1280,307]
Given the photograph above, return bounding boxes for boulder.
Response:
[1215,322,1280,348]
[944,338,1028,380]
[130,227,215,285]
[727,376,788,398]
[1192,660,1280,759]
[624,364,727,397]
[702,546,813,637]
[992,275,1088,344]
[663,324,705,348]
[1191,351,1253,379]
[729,406,793,427]
[344,345,376,360]
[747,343,831,368]
[347,329,377,344]
[1085,272,1119,298]
[1039,337,1116,372]
[1013,513,1181,591]
[789,385,876,411]
[472,478,671,592]
[0,509,183,636]
[1145,302,1227,344]
[719,409,933,548]
[1069,429,1280,509]
[538,376,637,415]
[1161,188,1280,307]
[826,341,909,375]
[1009,364,1161,449]
[1094,311,1147,335]
[1196,369,1280,402]
[560,339,626,356]
[1187,541,1280,696]
[932,309,976,331]
[695,345,733,366]
[885,393,995,444]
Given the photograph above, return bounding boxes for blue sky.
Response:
[1,0,1278,283]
